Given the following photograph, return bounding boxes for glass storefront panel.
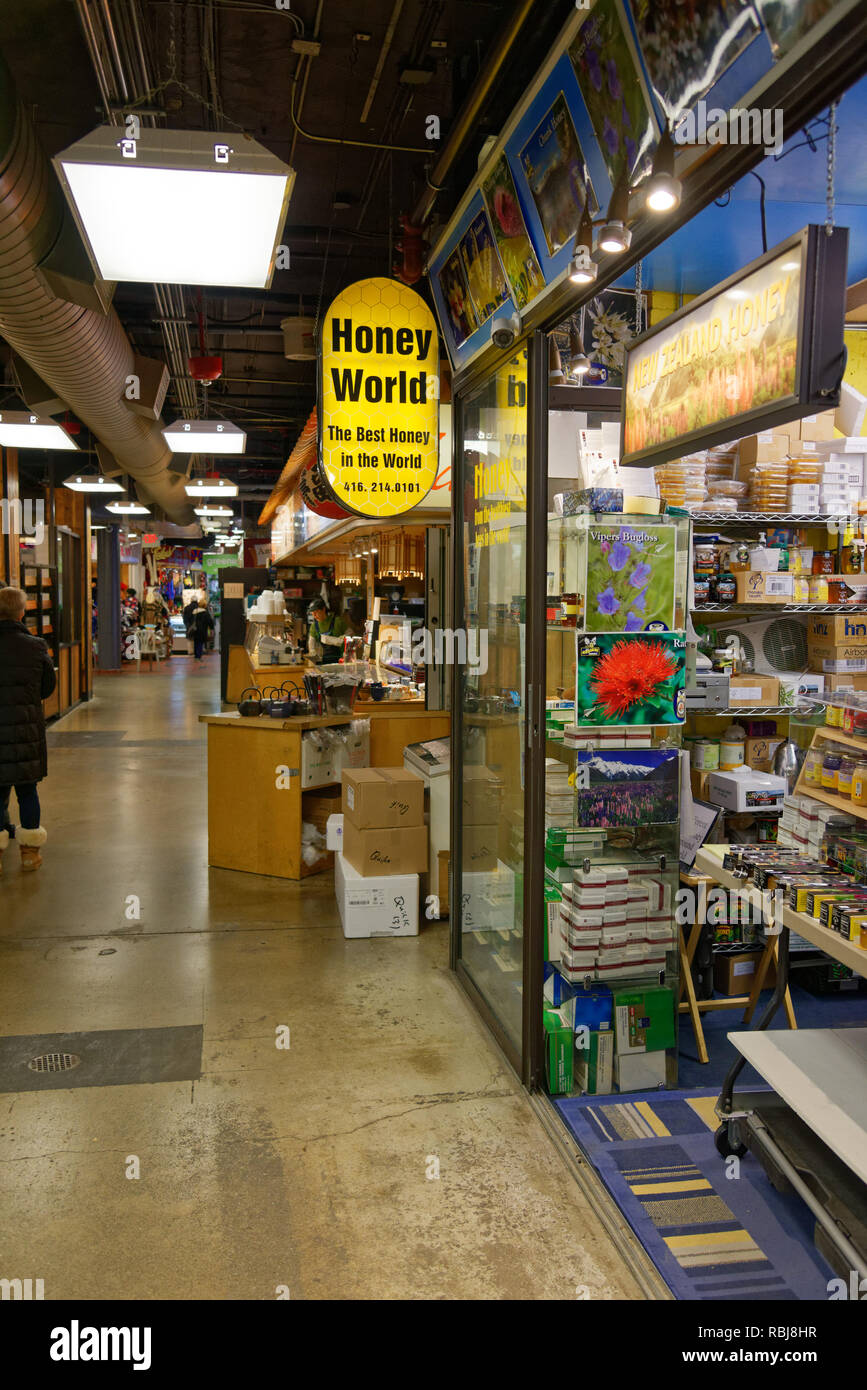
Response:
[456,349,529,1053]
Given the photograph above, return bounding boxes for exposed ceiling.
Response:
[0,0,574,519]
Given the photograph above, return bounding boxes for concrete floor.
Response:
[0,656,642,1300]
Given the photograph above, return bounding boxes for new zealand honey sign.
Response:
[320,278,440,519]
[623,243,803,464]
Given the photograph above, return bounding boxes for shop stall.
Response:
[428,0,867,1297]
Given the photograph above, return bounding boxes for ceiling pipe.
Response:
[409,0,538,229]
[0,51,193,522]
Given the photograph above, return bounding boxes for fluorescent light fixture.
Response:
[163,420,246,454]
[106,500,151,515]
[54,126,295,289]
[194,505,234,518]
[63,469,124,493]
[184,475,239,497]
[0,411,80,450]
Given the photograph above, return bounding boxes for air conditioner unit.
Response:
[709,615,808,675]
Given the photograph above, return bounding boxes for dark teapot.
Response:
[238,686,262,717]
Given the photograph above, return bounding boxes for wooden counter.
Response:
[226,643,308,703]
[199,707,450,880]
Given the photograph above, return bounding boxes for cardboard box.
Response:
[738,432,787,468]
[342,767,424,829]
[575,1026,614,1094]
[334,851,419,938]
[615,1050,667,1091]
[825,674,867,692]
[690,767,713,801]
[461,765,504,824]
[326,812,343,851]
[342,818,428,876]
[461,823,499,872]
[734,572,787,605]
[728,673,780,706]
[463,862,516,930]
[745,736,784,772]
[777,671,825,704]
[707,768,787,812]
[301,731,339,788]
[613,985,675,1054]
[544,1003,575,1095]
[713,949,776,996]
[808,615,867,647]
[807,642,867,674]
[797,411,836,441]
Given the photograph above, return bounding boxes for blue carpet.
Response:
[555,1088,837,1299]
[677,982,867,1090]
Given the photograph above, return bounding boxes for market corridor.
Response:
[0,662,642,1301]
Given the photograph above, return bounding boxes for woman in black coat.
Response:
[191,602,215,661]
[0,586,56,872]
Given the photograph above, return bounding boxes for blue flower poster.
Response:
[585,523,676,632]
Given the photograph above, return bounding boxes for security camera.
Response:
[491,312,520,350]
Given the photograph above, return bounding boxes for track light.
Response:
[598,175,632,254]
[568,326,591,377]
[645,128,681,213]
[568,203,597,284]
[549,338,565,384]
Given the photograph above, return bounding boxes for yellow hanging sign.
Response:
[320,277,440,518]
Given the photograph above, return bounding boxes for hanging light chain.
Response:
[635,259,646,335]
[825,101,837,234]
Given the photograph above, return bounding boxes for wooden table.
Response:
[678,863,795,1065]
[199,707,450,880]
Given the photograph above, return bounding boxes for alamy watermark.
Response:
[1,497,45,545]
[674,101,783,157]
[380,626,489,676]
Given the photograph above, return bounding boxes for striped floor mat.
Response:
[556,1089,835,1300]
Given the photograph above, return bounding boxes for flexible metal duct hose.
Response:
[0,54,193,523]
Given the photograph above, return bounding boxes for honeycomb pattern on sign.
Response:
[321,276,439,520]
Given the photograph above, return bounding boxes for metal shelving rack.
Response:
[695,602,863,615]
[693,513,861,526]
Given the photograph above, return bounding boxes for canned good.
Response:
[692,739,720,770]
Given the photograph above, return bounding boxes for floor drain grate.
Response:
[27,1052,81,1074]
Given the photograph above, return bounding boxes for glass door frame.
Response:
[449,329,548,1089]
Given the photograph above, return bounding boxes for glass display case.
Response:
[542,511,691,1095]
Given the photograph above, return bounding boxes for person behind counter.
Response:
[307,598,346,663]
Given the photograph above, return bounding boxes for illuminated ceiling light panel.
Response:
[162,420,246,454]
[194,505,234,518]
[54,127,295,289]
[63,470,124,493]
[184,476,239,497]
[105,500,151,515]
[0,411,80,450]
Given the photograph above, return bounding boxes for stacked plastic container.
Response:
[653,455,707,510]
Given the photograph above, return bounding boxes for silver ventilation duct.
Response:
[0,53,193,523]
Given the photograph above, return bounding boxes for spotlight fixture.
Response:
[163,420,246,454]
[549,338,565,385]
[106,499,151,515]
[63,469,124,493]
[0,411,80,450]
[645,128,681,213]
[598,176,632,254]
[184,474,239,498]
[568,327,591,377]
[54,126,295,289]
[568,203,597,284]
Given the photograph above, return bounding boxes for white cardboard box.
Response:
[326,813,343,851]
[707,768,788,812]
[615,1050,667,1091]
[334,851,419,938]
[463,860,516,932]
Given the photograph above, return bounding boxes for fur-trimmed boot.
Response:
[18,827,47,872]
[0,829,8,877]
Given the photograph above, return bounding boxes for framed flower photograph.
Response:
[629,0,760,122]
[568,0,656,186]
[583,288,641,388]
[585,522,676,632]
[575,632,686,725]
[573,749,679,827]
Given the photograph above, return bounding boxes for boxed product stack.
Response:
[813,437,867,515]
[543,825,605,884]
[545,757,573,828]
[542,974,676,1094]
[556,865,674,983]
[807,616,867,679]
[653,455,706,511]
[777,793,856,853]
[336,767,426,938]
[461,766,503,873]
